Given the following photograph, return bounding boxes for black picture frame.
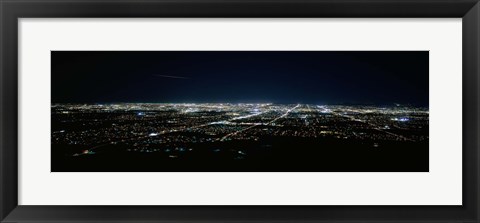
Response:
[1,0,479,222]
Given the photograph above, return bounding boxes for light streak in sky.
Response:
[153,74,190,79]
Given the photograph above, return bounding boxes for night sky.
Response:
[52,51,428,106]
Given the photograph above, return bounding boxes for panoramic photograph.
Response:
[51,51,429,172]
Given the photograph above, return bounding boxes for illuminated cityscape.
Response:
[52,103,428,171]
[51,51,429,171]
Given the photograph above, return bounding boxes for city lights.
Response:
[52,103,429,157]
